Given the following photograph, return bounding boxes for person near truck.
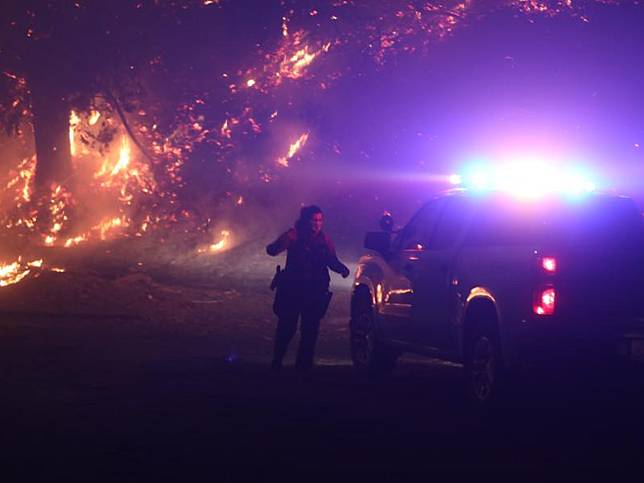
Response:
[266,205,350,373]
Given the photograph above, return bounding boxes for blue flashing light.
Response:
[456,162,596,199]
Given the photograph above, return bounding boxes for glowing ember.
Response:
[277,133,309,167]
[280,39,331,80]
[210,230,231,252]
[41,183,73,247]
[3,156,36,206]
[64,235,87,248]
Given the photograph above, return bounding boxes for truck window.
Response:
[396,199,444,250]
[431,197,473,250]
[465,196,643,248]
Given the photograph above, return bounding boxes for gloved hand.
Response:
[341,266,350,279]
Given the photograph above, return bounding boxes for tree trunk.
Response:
[30,78,72,191]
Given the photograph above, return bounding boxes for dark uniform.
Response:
[267,226,349,372]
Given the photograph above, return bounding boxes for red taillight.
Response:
[540,256,557,273]
[533,286,556,315]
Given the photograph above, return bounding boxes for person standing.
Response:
[267,205,350,373]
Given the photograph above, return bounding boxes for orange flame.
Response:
[88,110,101,126]
[69,111,80,157]
[64,235,87,248]
[209,230,231,252]
[0,260,31,287]
[277,132,309,167]
[111,136,131,176]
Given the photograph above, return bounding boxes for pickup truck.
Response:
[350,189,644,403]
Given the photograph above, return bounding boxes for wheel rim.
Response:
[470,336,496,402]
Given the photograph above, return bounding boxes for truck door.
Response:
[411,197,473,352]
[379,199,444,343]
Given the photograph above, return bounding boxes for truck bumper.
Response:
[505,316,644,369]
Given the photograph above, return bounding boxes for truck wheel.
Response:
[464,327,503,405]
[350,294,397,378]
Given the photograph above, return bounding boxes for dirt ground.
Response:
[2,240,644,479]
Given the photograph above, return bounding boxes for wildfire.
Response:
[277,132,309,167]
[3,106,159,256]
[0,260,31,287]
[0,256,66,288]
[0,0,616,292]
[98,215,128,240]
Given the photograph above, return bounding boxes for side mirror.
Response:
[379,212,394,232]
[364,231,391,255]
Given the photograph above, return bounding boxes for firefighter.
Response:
[267,205,350,373]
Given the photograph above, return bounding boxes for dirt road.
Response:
[1,251,644,479]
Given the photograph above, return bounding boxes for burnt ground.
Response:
[1,240,644,479]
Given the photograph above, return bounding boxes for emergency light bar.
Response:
[450,161,596,198]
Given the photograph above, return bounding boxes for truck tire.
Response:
[464,324,504,405]
[350,291,398,378]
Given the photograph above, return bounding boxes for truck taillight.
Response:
[540,256,557,274]
[533,286,556,315]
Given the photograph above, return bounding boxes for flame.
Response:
[98,216,128,240]
[281,45,323,80]
[0,257,67,287]
[3,156,36,206]
[0,260,31,287]
[88,110,101,126]
[277,132,309,167]
[69,111,80,157]
[0,257,44,287]
[64,235,87,248]
[209,230,231,252]
[277,32,330,82]
[111,136,131,176]
[281,16,289,37]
